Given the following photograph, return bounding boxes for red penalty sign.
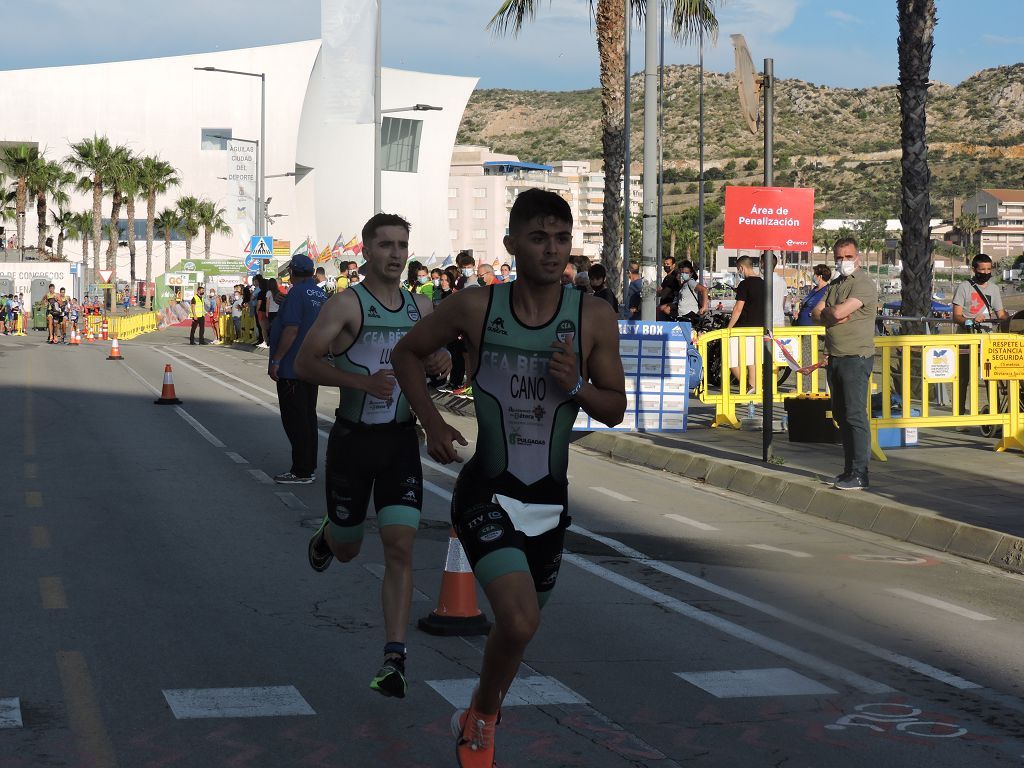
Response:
[724,186,815,251]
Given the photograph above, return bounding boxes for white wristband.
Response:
[567,376,584,397]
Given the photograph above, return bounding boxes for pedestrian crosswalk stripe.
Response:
[676,668,837,699]
[426,676,587,708]
[0,698,23,728]
[162,686,315,719]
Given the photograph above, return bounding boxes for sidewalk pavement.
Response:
[573,406,1024,575]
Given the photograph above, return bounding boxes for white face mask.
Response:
[432,278,440,287]
[462,268,474,277]
[837,260,857,277]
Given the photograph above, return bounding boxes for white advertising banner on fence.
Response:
[0,262,74,300]
[321,0,377,124]
[226,140,257,243]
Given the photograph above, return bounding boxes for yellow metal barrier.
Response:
[871,333,1024,459]
[81,312,159,341]
[694,326,828,428]
[694,325,1024,457]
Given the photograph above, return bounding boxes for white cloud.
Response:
[982,33,1024,45]
[827,9,862,25]
[719,0,801,36]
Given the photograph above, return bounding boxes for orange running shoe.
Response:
[451,705,498,768]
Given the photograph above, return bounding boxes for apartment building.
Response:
[448,145,641,266]
[961,188,1024,259]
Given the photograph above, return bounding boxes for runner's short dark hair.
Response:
[456,250,475,268]
[972,253,993,268]
[508,188,572,233]
[588,263,607,281]
[362,213,411,246]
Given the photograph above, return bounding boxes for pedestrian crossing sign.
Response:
[249,236,273,257]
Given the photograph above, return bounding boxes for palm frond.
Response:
[669,0,720,45]
[487,0,543,37]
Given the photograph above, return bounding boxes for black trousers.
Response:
[277,378,319,478]
[826,355,874,476]
[189,316,205,343]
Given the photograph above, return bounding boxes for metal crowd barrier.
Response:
[216,309,258,345]
[693,325,1024,457]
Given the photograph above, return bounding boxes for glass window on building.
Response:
[472,188,487,198]
[473,209,487,219]
[448,209,459,219]
[201,128,232,151]
[381,117,423,173]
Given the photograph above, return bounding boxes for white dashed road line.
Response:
[591,486,637,503]
[274,492,307,510]
[225,452,248,464]
[0,698,22,728]
[664,513,719,532]
[748,544,813,558]
[886,588,997,622]
[162,686,315,719]
[247,469,273,485]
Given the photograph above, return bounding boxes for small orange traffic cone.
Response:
[418,528,491,636]
[70,328,80,346]
[106,335,124,361]
[86,326,95,343]
[153,364,182,404]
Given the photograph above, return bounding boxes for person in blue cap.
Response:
[268,252,328,484]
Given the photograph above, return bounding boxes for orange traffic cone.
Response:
[70,328,80,346]
[153,364,182,404]
[86,326,95,343]
[106,335,124,361]
[418,528,491,636]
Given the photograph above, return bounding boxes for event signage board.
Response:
[724,186,815,251]
[924,346,956,382]
[574,321,691,433]
[982,336,1024,381]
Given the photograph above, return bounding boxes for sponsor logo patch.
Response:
[478,524,504,543]
[402,490,418,502]
[368,305,381,319]
[407,305,420,322]
[555,319,576,344]
[487,316,509,335]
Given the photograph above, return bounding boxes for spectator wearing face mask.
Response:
[476,263,497,287]
[455,250,475,290]
[673,259,709,320]
[588,263,618,312]
[953,253,1008,426]
[415,266,434,300]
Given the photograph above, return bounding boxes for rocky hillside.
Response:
[457,63,1024,219]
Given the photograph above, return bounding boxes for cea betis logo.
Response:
[488,316,508,335]
[556,319,576,343]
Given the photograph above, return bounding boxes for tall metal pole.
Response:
[622,0,632,304]
[762,58,775,463]
[373,0,383,214]
[640,0,659,322]
[656,1,665,274]
[259,74,266,238]
[697,32,705,284]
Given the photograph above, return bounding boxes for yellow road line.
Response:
[25,462,37,480]
[39,577,68,609]
[56,651,119,768]
[25,491,42,508]
[30,526,52,549]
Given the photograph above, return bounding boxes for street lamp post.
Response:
[194,66,266,237]
[374,104,442,213]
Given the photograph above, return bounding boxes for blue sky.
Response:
[1,1,1020,90]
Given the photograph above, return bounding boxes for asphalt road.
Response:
[2,328,1023,767]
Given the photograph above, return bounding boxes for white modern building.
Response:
[448,145,640,267]
[0,39,476,288]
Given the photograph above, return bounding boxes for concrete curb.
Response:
[574,432,1024,575]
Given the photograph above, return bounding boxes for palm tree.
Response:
[154,207,179,274]
[175,195,202,262]
[46,167,76,261]
[138,157,180,309]
[121,155,143,289]
[66,135,115,290]
[955,211,979,262]
[26,155,60,255]
[489,0,720,297]
[0,172,15,230]
[197,199,232,260]
[1,144,40,256]
[897,0,936,325]
[68,211,94,267]
[103,145,135,285]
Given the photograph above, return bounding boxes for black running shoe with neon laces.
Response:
[370,655,408,698]
[307,516,334,572]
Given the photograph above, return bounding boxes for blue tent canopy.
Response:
[883,299,952,313]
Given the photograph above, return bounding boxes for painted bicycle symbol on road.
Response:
[825,703,968,739]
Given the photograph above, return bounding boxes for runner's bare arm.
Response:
[293,291,396,399]
[412,293,452,379]
[393,290,484,463]
[550,296,626,428]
